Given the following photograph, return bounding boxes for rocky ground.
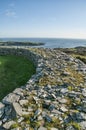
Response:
[0,48,86,130]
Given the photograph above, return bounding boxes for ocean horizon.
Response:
[0,38,86,48]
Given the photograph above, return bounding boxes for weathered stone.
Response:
[66,126,75,130]
[28,107,33,112]
[34,109,42,116]
[0,121,2,125]
[49,104,55,111]
[19,99,28,106]
[13,102,22,116]
[2,93,20,104]
[22,111,30,115]
[3,120,16,129]
[38,126,47,130]
[24,127,30,130]
[82,103,86,112]
[76,112,86,120]
[5,105,12,116]
[59,99,67,104]
[82,88,86,97]
[60,88,68,94]
[13,88,24,96]
[60,106,68,112]
[18,117,24,123]
[38,115,43,121]
[45,115,52,122]
[2,116,8,123]
[80,121,86,130]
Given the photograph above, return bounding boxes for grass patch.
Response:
[0,55,36,100]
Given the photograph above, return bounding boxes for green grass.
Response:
[0,55,36,100]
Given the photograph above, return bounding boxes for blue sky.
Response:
[0,0,86,38]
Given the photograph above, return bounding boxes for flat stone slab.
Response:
[13,102,22,116]
[2,93,20,104]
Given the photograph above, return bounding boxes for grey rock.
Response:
[28,107,33,112]
[80,121,86,130]
[52,109,62,115]
[49,104,55,111]
[60,106,68,112]
[24,127,30,130]
[19,99,28,106]
[22,111,30,115]
[34,109,42,116]
[38,115,43,121]
[13,102,22,116]
[5,105,12,116]
[2,93,20,104]
[59,98,67,104]
[36,67,42,73]
[60,88,68,94]
[73,112,86,122]
[45,115,52,122]
[18,117,24,123]
[2,116,8,123]
[51,94,56,99]
[82,103,86,112]
[13,88,24,96]
[3,120,16,129]
[0,121,2,125]
[82,88,86,97]
[38,126,47,130]
[66,126,75,130]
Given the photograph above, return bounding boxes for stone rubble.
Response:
[0,47,86,130]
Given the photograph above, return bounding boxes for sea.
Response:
[0,38,86,48]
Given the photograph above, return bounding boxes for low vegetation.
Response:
[0,55,36,100]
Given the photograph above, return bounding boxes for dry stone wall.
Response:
[0,47,42,66]
[0,47,86,130]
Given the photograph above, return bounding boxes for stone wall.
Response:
[0,47,86,130]
[0,47,42,66]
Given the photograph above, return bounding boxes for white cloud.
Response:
[5,10,17,18]
[4,2,17,18]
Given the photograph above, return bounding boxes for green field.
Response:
[0,55,36,100]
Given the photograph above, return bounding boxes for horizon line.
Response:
[0,37,86,40]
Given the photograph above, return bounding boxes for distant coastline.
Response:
[0,38,86,48]
[0,41,45,46]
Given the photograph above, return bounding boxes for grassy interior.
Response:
[0,55,36,100]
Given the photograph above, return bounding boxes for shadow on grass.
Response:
[0,55,36,100]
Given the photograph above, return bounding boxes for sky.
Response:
[0,0,86,39]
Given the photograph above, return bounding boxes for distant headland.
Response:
[0,41,45,46]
